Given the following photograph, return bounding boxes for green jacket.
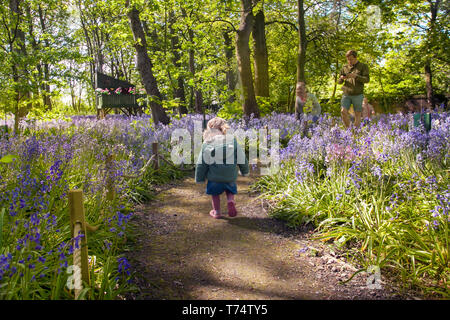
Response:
[295,93,321,116]
[195,135,249,183]
[338,61,370,96]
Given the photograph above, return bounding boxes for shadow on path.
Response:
[126,172,403,300]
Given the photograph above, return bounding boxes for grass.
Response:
[251,125,449,298]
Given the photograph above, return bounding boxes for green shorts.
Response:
[341,94,364,112]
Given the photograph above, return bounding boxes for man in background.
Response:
[338,50,370,128]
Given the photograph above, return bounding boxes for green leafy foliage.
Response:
[0,154,17,164]
[1,0,447,120]
[252,114,449,297]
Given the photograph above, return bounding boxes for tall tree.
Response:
[181,6,203,113]
[168,9,188,115]
[424,0,440,109]
[296,0,307,83]
[76,0,103,89]
[126,1,170,125]
[330,0,343,100]
[8,0,30,133]
[368,0,448,109]
[252,9,269,97]
[223,30,237,102]
[236,0,260,117]
[36,3,53,110]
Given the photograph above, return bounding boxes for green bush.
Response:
[320,98,341,117]
[217,100,243,120]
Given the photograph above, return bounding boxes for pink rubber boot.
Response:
[226,191,237,217]
[210,195,221,219]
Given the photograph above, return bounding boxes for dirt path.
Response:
[125,171,417,300]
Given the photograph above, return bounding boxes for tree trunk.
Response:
[425,0,440,110]
[376,67,387,112]
[26,3,41,111]
[126,3,170,125]
[37,5,52,110]
[331,59,338,99]
[290,86,296,113]
[195,89,203,113]
[424,62,433,110]
[70,76,77,112]
[169,10,188,115]
[181,7,203,114]
[10,0,29,134]
[119,48,130,81]
[330,1,342,100]
[236,0,259,117]
[42,64,52,110]
[223,31,237,102]
[77,1,95,90]
[286,85,291,113]
[189,40,203,113]
[296,0,307,83]
[92,25,104,74]
[252,10,269,97]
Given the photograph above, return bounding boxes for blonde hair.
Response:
[203,117,230,142]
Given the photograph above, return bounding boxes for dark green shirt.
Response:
[338,61,370,96]
[195,135,249,183]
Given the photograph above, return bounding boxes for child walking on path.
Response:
[195,117,249,219]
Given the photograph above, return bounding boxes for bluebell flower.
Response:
[118,257,131,276]
[298,246,309,253]
[104,240,112,250]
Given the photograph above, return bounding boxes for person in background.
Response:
[294,82,321,122]
[338,50,370,128]
[362,97,375,119]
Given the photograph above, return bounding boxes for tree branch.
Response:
[0,43,8,52]
[265,20,298,31]
[196,17,237,33]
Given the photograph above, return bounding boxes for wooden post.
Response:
[97,108,105,120]
[68,190,90,299]
[105,154,115,201]
[152,142,159,170]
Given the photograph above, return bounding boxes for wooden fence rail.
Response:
[68,189,90,299]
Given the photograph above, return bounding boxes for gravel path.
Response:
[125,171,421,300]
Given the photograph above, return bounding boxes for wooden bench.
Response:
[95,72,147,119]
[96,93,147,118]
